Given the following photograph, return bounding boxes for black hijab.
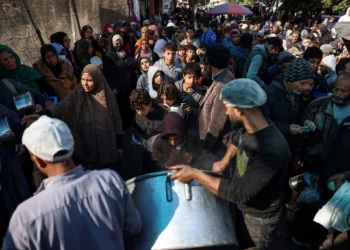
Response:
[50,32,67,46]
[81,25,102,53]
[50,31,74,63]
[40,44,62,78]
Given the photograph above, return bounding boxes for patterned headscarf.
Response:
[48,64,123,168]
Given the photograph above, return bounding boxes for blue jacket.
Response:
[200,29,216,45]
[313,73,329,94]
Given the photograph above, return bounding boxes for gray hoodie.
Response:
[147,66,164,98]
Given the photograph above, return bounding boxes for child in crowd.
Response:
[129,89,165,173]
[152,112,194,170]
[176,45,187,69]
[197,43,207,62]
[158,81,181,110]
[136,56,151,89]
[175,62,203,137]
[153,42,183,82]
[185,45,199,65]
[198,61,212,87]
[148,66,164,98]
[175,62,203,113]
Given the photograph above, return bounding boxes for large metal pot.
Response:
[125,171,238,250]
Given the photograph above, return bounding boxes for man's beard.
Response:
[33,164,47,189]
[333,96,349,106]
[231,120,244,130]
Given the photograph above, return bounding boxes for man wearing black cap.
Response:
[263,59,316,174]
[198,44,235,159]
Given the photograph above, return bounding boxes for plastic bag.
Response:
[297,184,320,204]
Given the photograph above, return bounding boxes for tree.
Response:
[322,0,349,12]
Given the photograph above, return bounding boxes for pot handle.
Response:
[185,183,191,201]
[166,175,173,202]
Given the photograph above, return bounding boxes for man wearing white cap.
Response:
[169,79,290,249]
[2,116,142,250]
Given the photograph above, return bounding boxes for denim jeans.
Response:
[243,212,281,250]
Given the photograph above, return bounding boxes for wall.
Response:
[0,0,129,66]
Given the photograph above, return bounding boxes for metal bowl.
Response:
[13,92,35,114]
[0,118,16,143]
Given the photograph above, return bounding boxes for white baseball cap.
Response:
[22,116,74,162]
[166,22,177,28]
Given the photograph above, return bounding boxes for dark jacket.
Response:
[263,75,304,150]
[242,44,268,89]
[104,45,137,92]
[132,105,165,146]
[303,96,350,181]
[152,112,194,169]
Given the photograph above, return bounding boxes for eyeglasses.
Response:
[45,55,57,61]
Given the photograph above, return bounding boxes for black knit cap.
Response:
[240,34,253,48]
[206,43,230,69]
[285,59,314,83]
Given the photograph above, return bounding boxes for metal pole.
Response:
[68,0,77,43]
[21,0,45,46]
[71,0,81,32]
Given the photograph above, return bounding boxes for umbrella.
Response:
[208,3,254,15]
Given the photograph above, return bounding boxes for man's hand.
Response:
[310,174,320,184]
[327,173,346,190]
[117,51,126,59]
[304,120,316,132]
[21,114,40,126]
[290,124,302,135]
[212,159,229,174]
[184,105,191,113]
[168,165,197,183]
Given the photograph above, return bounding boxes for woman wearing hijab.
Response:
[23,64,124,171]
[74,39,94,74]
[134,37,153,61]
[50,32,76,67]
[135,27,154,49]
[0,45,55,95]
[79,25,103,58]
[104,34,137,128]
[115,28,133,56]
[33,44,77,101]
[52,43,74,72]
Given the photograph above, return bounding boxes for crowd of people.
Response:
[1,6,350,250]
